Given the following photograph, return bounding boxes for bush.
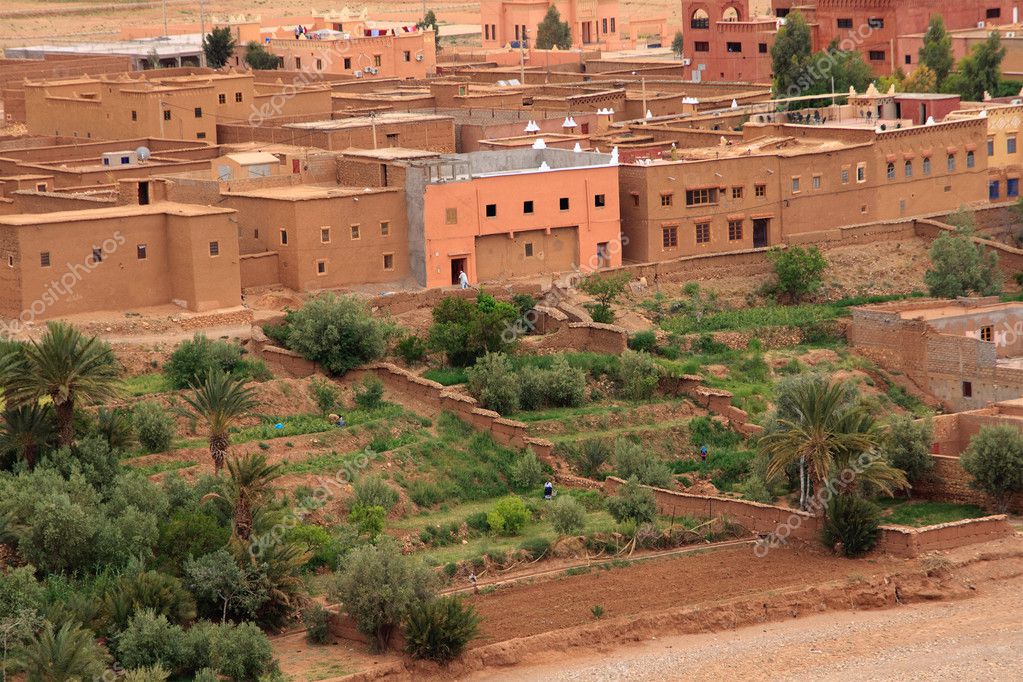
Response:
[303,603,332,645]
[549,496,587,535]
[518,537,551,560]
[353,376,385,410]
[395,335,428,366]
[404,596,480,663]
[735,475,774,504]
[614,438,673,488]
[628,331,658,353]
[512,293,537,316]
[164,335,264,389]
[571,438,612,478]
[309,378,340,413]
[821,495,881,557]
[961,424,1023,511]
[352,474,399,512]
[349,504,386,539]
[766,246,827,303]
[122,665,171,682]
[133,402,175,452]
[486,496,530,535]
[617,350,661,400]
[542,357,587,408]
[285,524,345,571]
[924,230,1001,298]
[466,352,520,414]
[585,303,615,324]
[688,415,742,448]
[101,570,197,633]
[578,272,630,318]
[115,609,186,671]
[510,450,546,491]
[883,415,935,487]
[156,512,230,573]
[465,511,490,533]
[428,293,520,367]
[607,477,657,524]
[281,294,392,375]
[208,621,278,681]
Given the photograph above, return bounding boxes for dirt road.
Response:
[474,572,1023,681]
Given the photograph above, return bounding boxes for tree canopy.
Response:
[202,27,236,69]
[919,15,954,89]
[535,5,572,50]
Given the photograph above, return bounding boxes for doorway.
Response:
[450,257,467,285]
[596,242,610,268]
[753,218,769,248]
[137,181,150,205]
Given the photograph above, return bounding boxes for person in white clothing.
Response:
[458,270,469,289]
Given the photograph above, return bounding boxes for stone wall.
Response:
[177,308,253,331]
[531,322,628,355]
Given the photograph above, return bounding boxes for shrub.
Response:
[395,335,428,366]
[688,415,742,448]
[309,377,340,413]
[465,511,490,533]
[303,603,332,645]
[578,272,630,317]
[164,335,262,389]
[208,621,278,681]
[428,293,520,367]
[101,570,197,633]
[821,495,881,557]
[766,246,828,303]
[924,229,1001,298]
[518,537,551,560]
[404,596,480,663]
[628,331,658,353]
[510,449,546,491]
[353,474,399,512]
[20,621,107,681]
[883,415,935,487]
[614,438,673,488]
[543,357,587,408]
[408,480,445,508]
[617,350,661,400]
[466,352,520,414]
[572,438,612,478]
[607,477,657,524]
[486,496,531,535]
[285,524,345,571]
[133,402,175,453]
[512,293,537,316]
[735,475,774,504]
[156,512,230,573]
[353,376,385,410]
[280,294,392,375]
[349,504,386,539]
[585,303,615,324]
[549,496,587,535]
[115,609,186,671]
[122,665,171,682]
[961,424,1023,511]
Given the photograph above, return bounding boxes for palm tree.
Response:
[0,339,26,406]
[759,379,905,513]
[0,403,55,469]
[20,621,106,682]
[219,452,283,541]
[6,322,121,448]
[182,370,256,473]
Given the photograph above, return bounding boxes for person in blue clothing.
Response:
[700,445,708,462]
[543,480,554,500]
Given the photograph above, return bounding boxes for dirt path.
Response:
[475,570,1023,681]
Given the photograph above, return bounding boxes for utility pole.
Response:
[520,27,526,84]
[199,0,207,68]
[162,0,168,38]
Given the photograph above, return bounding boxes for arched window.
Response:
[723,7,740,22]
[691,9,710,29]
[886,162,895,180]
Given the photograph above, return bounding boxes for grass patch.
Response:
[122,373,172,397]
[423,367,469,386]
[671,447,755,491]
[878,499,988,527]
[130,459,197,476]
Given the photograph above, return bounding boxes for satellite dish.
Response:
[136,146,151,162]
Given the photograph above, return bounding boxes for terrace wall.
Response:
[531,322,628,354]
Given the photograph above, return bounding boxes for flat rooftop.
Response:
[223,184,395,201]
[899,301,1023,322]
[0,201,233,226]
[341,147,441,161]
[7,34,203,59]
[283,112,451,130]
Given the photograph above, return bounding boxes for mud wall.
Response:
[531,322,628,354]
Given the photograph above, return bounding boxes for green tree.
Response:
[281,294,391,375]
[244,41,281,70]
[919,15,954,88]
[671,31,684,59]
[961,424,1023,511]
[948,31,1006,101]
[924,230,1001,298]
[205,453,282,541]
[903,64,937,93]
[535,5,571,49]
[330,540,436,651]
[416,9,441,52]
[184,550,262,623]
[0,403,54,470]
[766,246,827,303]
[404,596,479,663]
[21,621,107,682]
[486,496,530,535]
[549,495,587,535]
[182,370,257,473]
[882,415,934,490]
[771,10,813,98]
[428,293,519,366]
[6,321,121,447]
[466,352,520,414]
[133,402,175,453]
[578,271,630,324]
[821,494,881,557]
[606,476,657,524]
[202,27,237,69]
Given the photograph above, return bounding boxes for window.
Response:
[317,260,327,275]
[40,252,50,267]
[759,43,768,54]
[316,58,323,70]
[484,24,489,40]
[841,168,850,184]
[695,222,710,244]
[163,110,171,121]
[131,110,137,121]
[868,50,886,61]
[728,219,743,241]
[280,229,289,245]
[383,253,394,270]
[980,325,993,342]
[254,229,259,239]
[988,138,995,156]
[611,18,616,33]
[386,133,398,144]
[209,241,219,256]
[321,227,330,243]
[218,93,226,104]
[196,132,206,139]
[559,197,570,211]
[594,194,606,207]
[91,247,103,263]
[660,193,673,207]
[1009,178,1020,197]
[662,226,678,248]
[36,183,46,192]
[485,204,497,217]
[6,255,12,268]
[962,381,973,398]
[754,184,766,197]
[867,18,884,29]
[905,54,912,65]
[905,160,913,177]
[732,186,743,199]
[446,207,458,224]
[350,225,361,240]
[887,162,896,180]
[402,50,411,62]
[791,176,801,193]
[631,192,640,207]
[726,42,742,53]
[812,175,821,190]
[194,107,202,118]
[344,57,351,69]
[694,41,710,52]
[235,92,243,102]
[120,156,130,165]
[947,153,956,172]
[524,242,534,257]
[837,18,853,29]
[1009,136,1017,154]
[296,57,301,68]
[923,157,932,175]
[987,8,1002,19]
[685,187,718,206]
[967,150,975,168]
[602,18,608,34]
[856,163,866,182]
[373,54,382,67]
[136,244,147,260]
[523,200,534,214]
[380,220,390,236]
[691,15,710,30]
